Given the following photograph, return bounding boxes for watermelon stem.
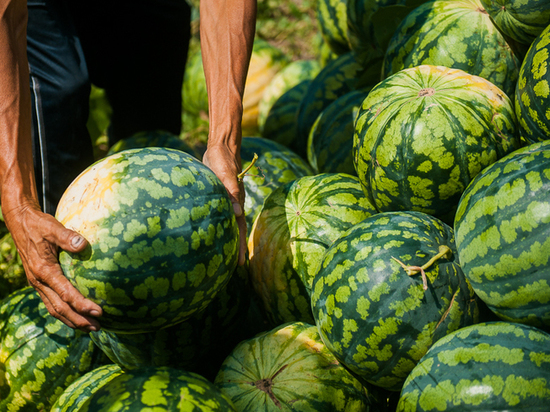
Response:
[238,153,259,182]
[391,245,452,291]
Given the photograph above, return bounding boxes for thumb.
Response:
[50,219,88,253]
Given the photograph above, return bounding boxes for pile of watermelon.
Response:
[2,0,550,410]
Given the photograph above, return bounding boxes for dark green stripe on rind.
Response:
[454,140,550,329]
[57,148,239,332]
[316,0,351,55]
[311,211,478,391]
[397,322,550,411]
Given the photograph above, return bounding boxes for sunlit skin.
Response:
[0,0,256,332]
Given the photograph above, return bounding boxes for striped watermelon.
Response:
[0,287,107,411]
[307,89,370,176]
[454,140,550,330]
[74,366,237,411]
[258,59,321,134]
[311,211,479,391]
[248,173,377,326]
[215,321,386,411]
[50,364,124,412]
[480,0,550,46]
[296,52,375,158]
[261,80,312,151]
[316,0,351,55]
[241,136,313,237]
[353,65,521,225]
[382,0,521,98]
[397,322,550,411]
[515,23,550,144]
[56,147,239,332]
[182,49,208,118]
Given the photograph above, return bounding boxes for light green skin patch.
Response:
[397,322,550,411]
[0,287,105,412]
[56,148,239,333]
[354,64,520,225]
[455,140,550,329]
[311,211,478,391]
[248,173,377,327]
[79,367,236,411]
[215,321,384,411]
[382,0,520,97]
[515,23,550,143]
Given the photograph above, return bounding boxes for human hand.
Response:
[202,144,247,266]
[3,202,102,332]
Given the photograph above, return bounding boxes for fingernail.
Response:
[89,310,101,317]
[71,235,85,248]
[88,325,98,332]
[233,203,242,217]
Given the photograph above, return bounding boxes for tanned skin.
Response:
[0,0,256,332]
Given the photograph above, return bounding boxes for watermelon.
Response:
[0,287,107,411]
[241,136,313,237]
[107,129,199,159]
[479,0,550,46]
[515,23,550,144]
[346,0,431,68]
[50,364,124,412]
[353,64,521,225]
[307,89,370,176]
[311,211,479,391]
[73,366,237,411]
[0,231,26,300]
[258,59,321,134]
[296,52,375,158]
[397,322,550,411]
[382,0,521,98]
[89,265,251,382]
[242,39,290,136]
[316,0,351,56]
[215,321,387,411]
[56,147,239,332]
[261,80,312,151]
[454,140,550,330]
[248,173,378,326]
[181,48,208,118]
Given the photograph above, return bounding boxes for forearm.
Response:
[0,0,37,219]
[199,0,256,152]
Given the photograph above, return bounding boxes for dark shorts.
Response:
[27,0,191,213]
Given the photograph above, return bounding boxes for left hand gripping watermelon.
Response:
[56,147,239,333]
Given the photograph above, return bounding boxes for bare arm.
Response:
[199,0,256,266]
[0,0,101,331]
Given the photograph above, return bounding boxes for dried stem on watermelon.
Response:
[237,153,259,182]
[391,245,452,291]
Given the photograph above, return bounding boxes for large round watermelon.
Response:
[0,287,108,412]
[454,140,550,330]
[382,0,521,98]
[353,64,521,225]
[215,321,386,411]
[248,173,378,326]
[515,23,550,144]
[397,322,550,411]
[56,147,239,332]
[311,211,479,392]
